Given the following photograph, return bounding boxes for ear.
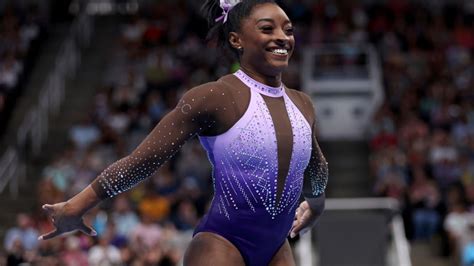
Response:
[228,32,243,50]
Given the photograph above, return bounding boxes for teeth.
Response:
[271,49,288,55]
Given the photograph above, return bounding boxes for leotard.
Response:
[91,70,328,265]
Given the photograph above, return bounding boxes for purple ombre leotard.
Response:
[91,70,328,266]
[195,71,312,265]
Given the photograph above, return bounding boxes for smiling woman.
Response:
[38,1,328,266]
[203,0,295,81]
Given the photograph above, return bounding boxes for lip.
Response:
[265,47,292,59]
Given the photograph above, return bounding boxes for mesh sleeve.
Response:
[91,82,230,199]
[301,94,329,198]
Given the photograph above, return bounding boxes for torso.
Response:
[194,72,312,266]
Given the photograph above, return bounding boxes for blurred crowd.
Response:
[0,4,44,135]
[366,1,474,265]
[1,0,473,265]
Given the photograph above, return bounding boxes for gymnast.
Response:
[39,0,328,265]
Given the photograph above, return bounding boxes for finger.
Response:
[38,229,62,240]
[289,221,297,236]
[292,219,298,227]
[291,224,305,238]
[289,223,299,238]
[78,222,97,236]
[42,204,55,215]
[290,218,303,238]
[296,209,302,218]
[290,212,311,238]
[300,201,309,209]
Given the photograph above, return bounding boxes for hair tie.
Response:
[215,0,242,23]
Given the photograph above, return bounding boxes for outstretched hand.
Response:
[289,201,319,238]
[38,202,97,240]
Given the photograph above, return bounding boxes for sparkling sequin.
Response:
[234,70,284,97]
[91,72,327,214]
[199,74,312,219]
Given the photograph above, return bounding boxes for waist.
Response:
[196,203,294,243]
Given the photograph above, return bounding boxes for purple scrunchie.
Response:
[215,0,242,23]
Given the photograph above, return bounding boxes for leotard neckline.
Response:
[234,70,284,98]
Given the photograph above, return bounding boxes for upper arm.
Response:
[287,89,317,131]
[298,90,317,130]
[133,82,228,155]
[295,91,328,198]
[91,82,228,198]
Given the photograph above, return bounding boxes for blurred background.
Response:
[0,0,472,265]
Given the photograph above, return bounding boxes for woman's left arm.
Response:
[290,93,328,238]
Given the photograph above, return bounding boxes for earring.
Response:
[237,47,243,52]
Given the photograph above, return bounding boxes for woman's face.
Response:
[234,3,295,77]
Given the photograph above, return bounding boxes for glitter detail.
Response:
[234,70,284,97]
[306,152,329,197]
[199,77,312,219]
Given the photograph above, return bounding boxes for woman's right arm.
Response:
[39,82,226,240]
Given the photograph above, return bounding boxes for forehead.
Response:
[246,3,290,23]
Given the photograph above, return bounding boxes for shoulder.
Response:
[285,87,316,123]
[184,80,226,97]
[285,88,314,108]
[176,76,237,116]
[177,79,230,107]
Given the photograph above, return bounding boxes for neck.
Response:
[239,65,282,87]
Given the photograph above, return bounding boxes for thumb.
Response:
[79,222,97,236]
[42,204,56,215]
[38,229,62,240]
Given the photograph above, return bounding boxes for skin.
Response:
[39,2,322,265]
[229,3,295,86]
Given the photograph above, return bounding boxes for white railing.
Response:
[0,9,93,197]
[0,148,25,198]
[16,12,91,154]
[391,215,412,266]
[296,198,411,266]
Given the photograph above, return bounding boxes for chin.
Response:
[264,54,291,72]
[263,61,288,76]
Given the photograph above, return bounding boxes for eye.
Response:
[260,26,274,33]
[285,27,294,35]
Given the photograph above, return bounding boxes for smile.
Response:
[269,48,288,56]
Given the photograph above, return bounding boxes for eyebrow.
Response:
[256,18,292,24]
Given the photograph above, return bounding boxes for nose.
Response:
[275,28,290,45]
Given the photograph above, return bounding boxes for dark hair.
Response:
[201,0,277,59]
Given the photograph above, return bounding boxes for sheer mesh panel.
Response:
[91,74,328,200]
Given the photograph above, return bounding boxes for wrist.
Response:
[305,192,325,215]
[64,199,87,217]
[65,185,101,217]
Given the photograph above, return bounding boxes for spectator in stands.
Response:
[138,180,172,223]
[88,230,122,266]
[408,167,442,240]
[61,236,88,266]
[4,213,39,252]
[445,201,474,262]
[0,4,42,136]
[172,199,199,231]
[69,116,101,152]
[111,195,139,238]
[462,224,474,266]
[6,238,26,266]
[129,212,163,252]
